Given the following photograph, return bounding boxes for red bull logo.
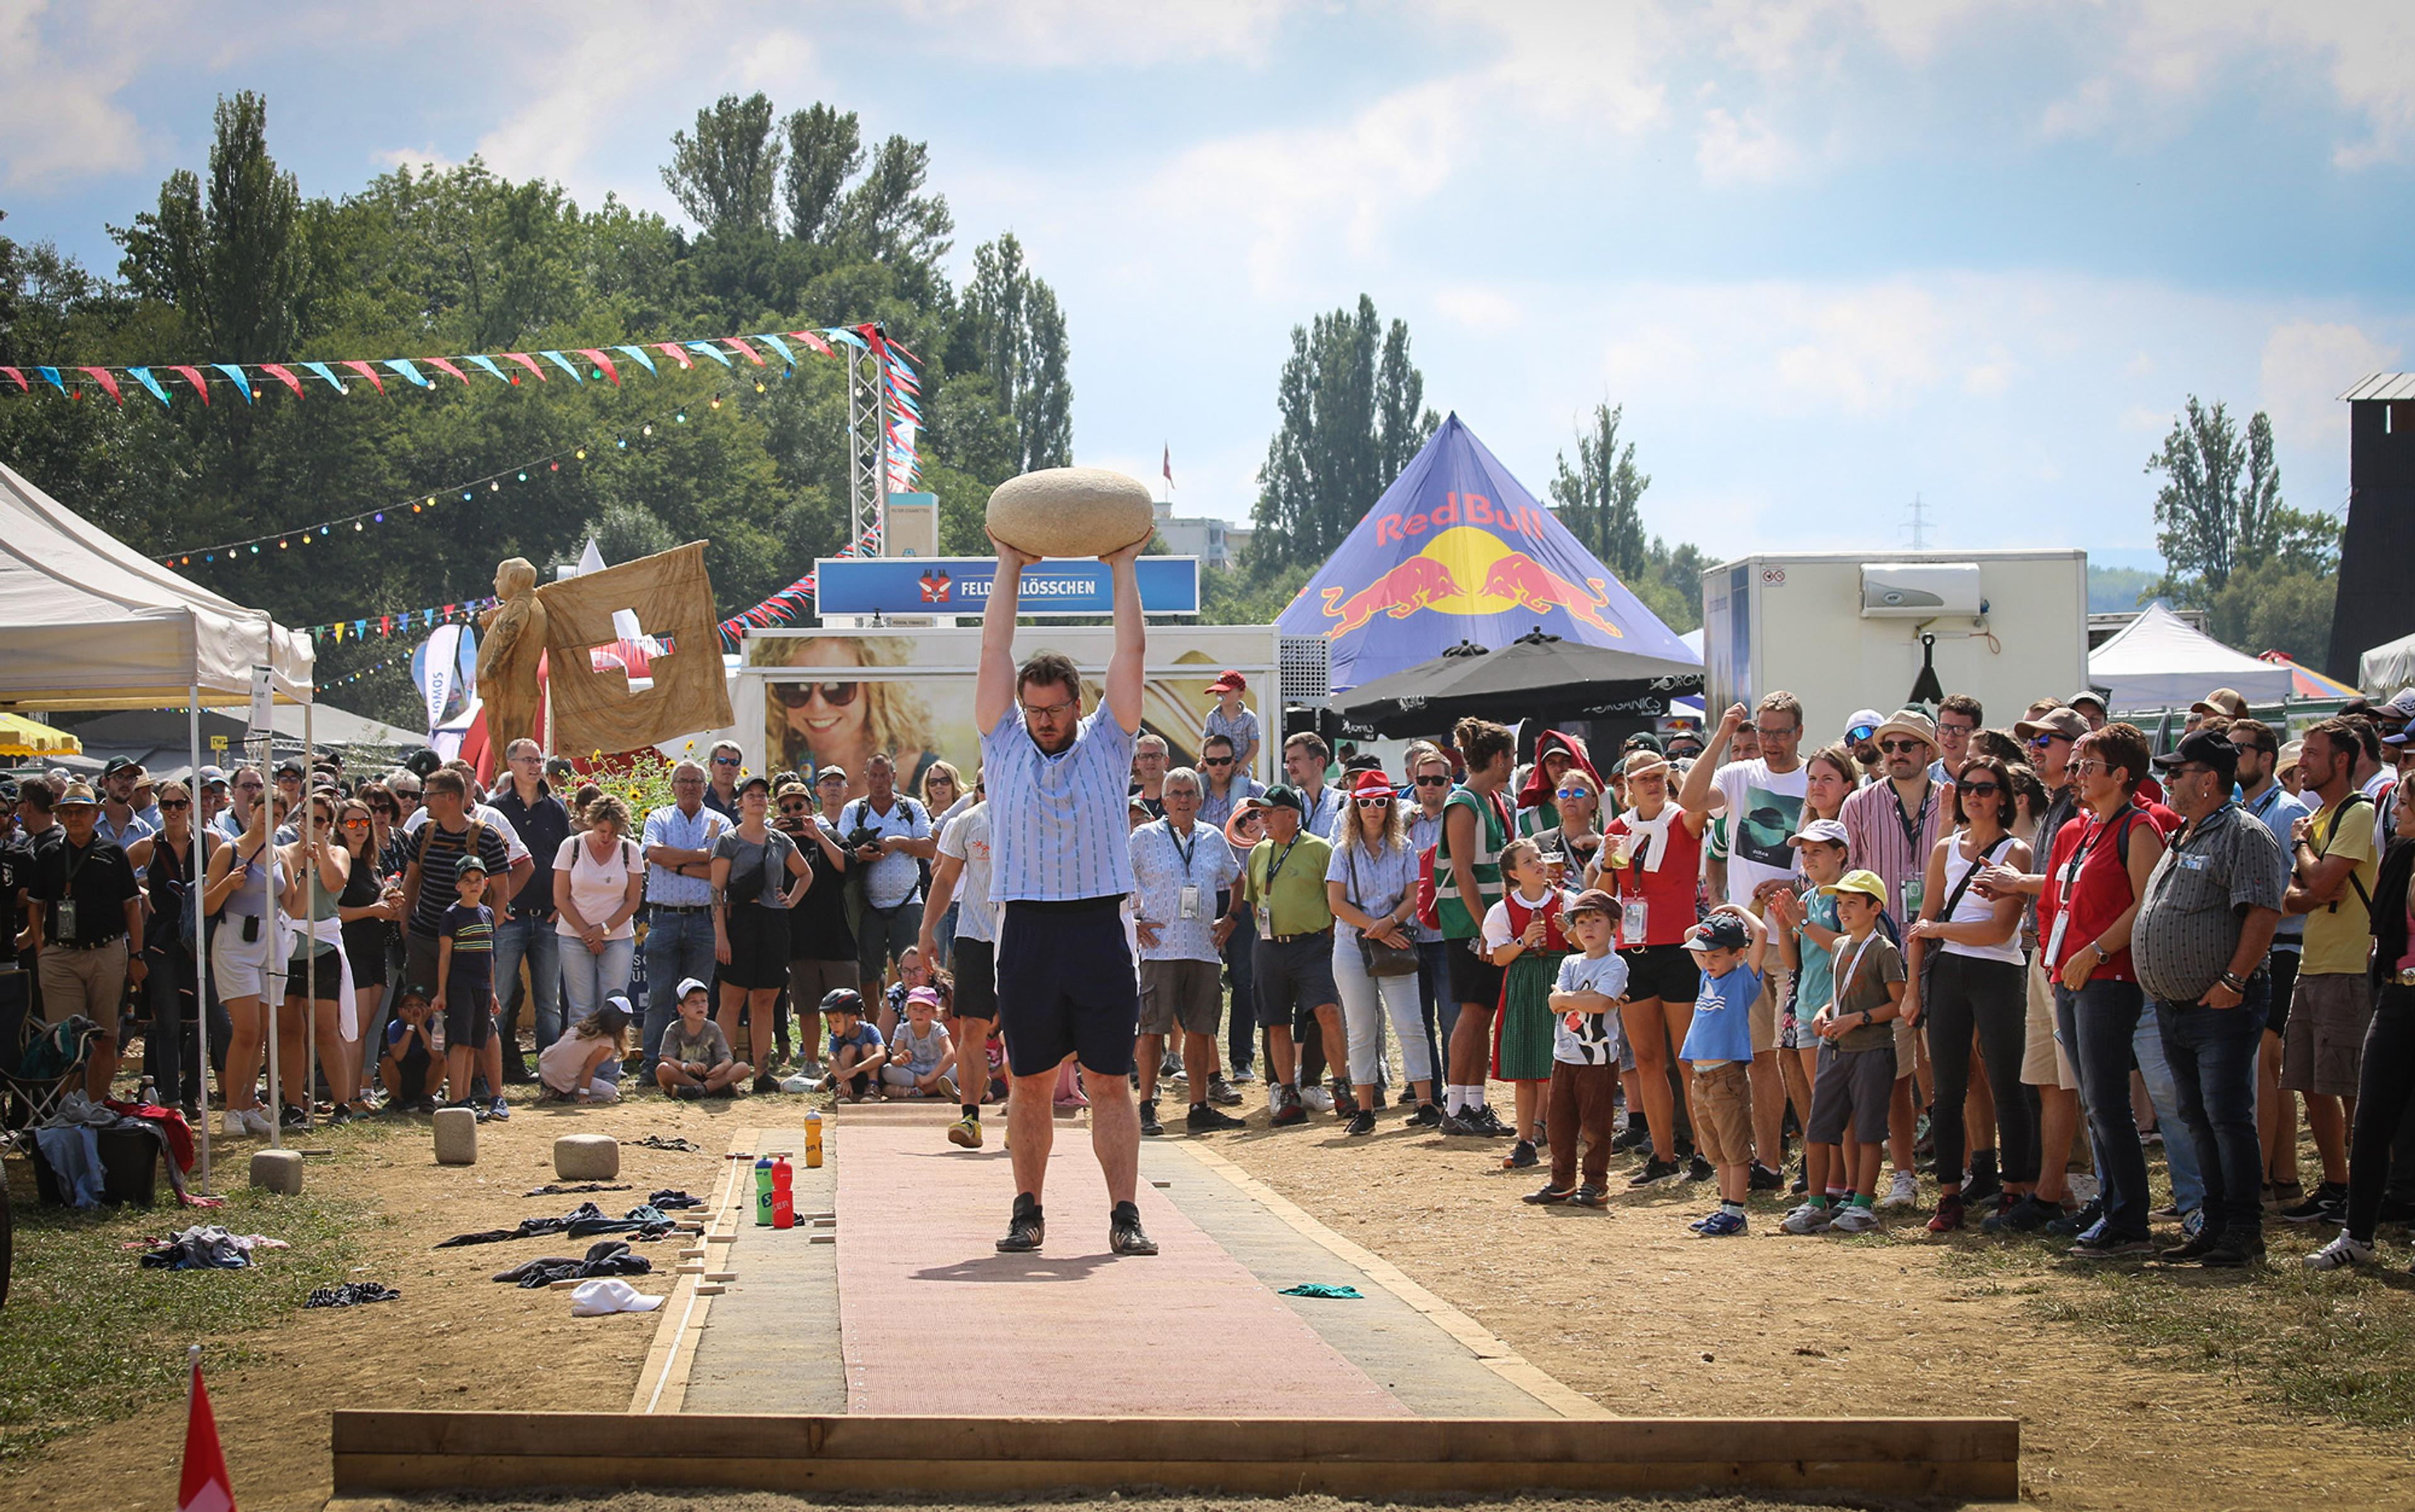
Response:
[1320,555,1462,638]
[1480,552,1624,639]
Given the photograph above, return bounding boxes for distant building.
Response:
[1153,502,1247,569]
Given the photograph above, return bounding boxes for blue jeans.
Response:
[2059,977,2153,1242]
[1220,893,1258,1073]
[643,909,718,1074]
[2156,976,2267,1245]
[560,935,636,1030]
[1416,939,1455,1091]
[2130,1006,2204,1217]
[490,913,562,1065]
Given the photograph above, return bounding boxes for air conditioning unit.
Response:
[1860,562,1984,619]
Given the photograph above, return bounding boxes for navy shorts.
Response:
[1446,935,1504,1010]
[996,899,1139,1077]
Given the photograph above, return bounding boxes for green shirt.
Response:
[1434,787,1509,940]
[1243,834,1335,938]
[2302,794,2379,977]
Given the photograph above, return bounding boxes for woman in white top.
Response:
[553,792,644,1031]
[1325,769,1433,1133]
[1905,752,2036,1233]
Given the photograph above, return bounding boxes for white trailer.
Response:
[1700,550,2089,740]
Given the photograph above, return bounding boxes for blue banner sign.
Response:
[814,556,1201,617]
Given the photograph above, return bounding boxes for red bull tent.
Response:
[1277,412,1698,692]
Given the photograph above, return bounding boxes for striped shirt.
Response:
[1198,773,1265,831]
[1297,783,1346,843]
[981,706,1138,903]
[641,802,726,908]
[1130,818,1240,962]
[1840,774,1953,923]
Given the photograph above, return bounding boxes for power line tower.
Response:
[1901,493,1933,551]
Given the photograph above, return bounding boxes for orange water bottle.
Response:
[804,1109,824,1169]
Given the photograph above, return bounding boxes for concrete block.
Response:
[553,1133,620,1181]
[433,1106,479,1165]
[248,1148,305,1195]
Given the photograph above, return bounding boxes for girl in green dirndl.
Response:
[1485,838,1575,1170]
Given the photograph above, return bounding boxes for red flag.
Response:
[1162,444,1173,489]
[179,1354,239,1512]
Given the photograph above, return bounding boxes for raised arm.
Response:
[1101,538,1146,735]
[975,532,1035,735]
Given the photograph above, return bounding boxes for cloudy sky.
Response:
[6,0,2410,566]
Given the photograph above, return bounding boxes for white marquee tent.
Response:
[2358,630,2415,698]
[2087,602,2292,712]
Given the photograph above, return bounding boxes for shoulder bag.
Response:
[1350,844,1419,977]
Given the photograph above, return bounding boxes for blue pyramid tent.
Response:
[1276,413,1699,692]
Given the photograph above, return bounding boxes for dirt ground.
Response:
[9,1082,2414,1512]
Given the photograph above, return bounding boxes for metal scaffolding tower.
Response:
[846,327,889,555]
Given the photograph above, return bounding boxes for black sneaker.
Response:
[1437,1108,1479,1135]
[1345,1110,1376,1137]
[1962,1155,2002,1208]
[1569,1184,1609,1208]
[1982,1194,2060,1234]
[279,1104,310,1131]
[2158,1232,2221,1263]
[1270,1086,1308,1127]
[1748,1162,1785,1192]
[1404,1102,1441,1128]
[1208,1075,1243,1107]
[2199,1235,2265,1268]
[1791,1162,1809,1196]
[1108,1199,1157,1255]
[1469,1105,1513,1138]
[1522,1184,1574,1205]
[1331,1086,1360,1118]
[1629,1155,1681,1187]
[2281,1183,2348,1225]
[2045,1197,2104,1238]
[1187,1103,1245,1132]
[326,1103,357,1127]
[996,1193,1045,1252]
[1612,1121,1652,1152]
[1369,1087,1389,1111]
[1138,1098,1163,1137]
[1687,1155,1716,1183]
[1502,1139,1539,1170]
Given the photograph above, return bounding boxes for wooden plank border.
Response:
[626,1125,758,1414]
[330,1411,2019,1500]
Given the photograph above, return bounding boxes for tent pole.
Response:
[302,698,316,1133]
[189,686,211,1192]
[263,623,282,1152]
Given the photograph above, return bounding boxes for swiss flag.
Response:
[179,1354,238,1512]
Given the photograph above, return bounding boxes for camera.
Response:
[844,825,886,852]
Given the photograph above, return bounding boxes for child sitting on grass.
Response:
[882,946,934,1037]
[1526,889,1629,1208]
[655,976,752,1098]
[540,999,632,1103]
[881,986,956,1099]
[819,988,889,1102]
[1783,870,1903,1236]
[379,988,443,1111]
[1679,905,1768,1236]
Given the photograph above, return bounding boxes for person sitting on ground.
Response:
[431,855,499,1116]
[1679,906,1770,1237]
[883,945,935,1038]
[380,988,445,1112]
[820,989,887,1102]
[1783,870,1903,1236]
[1525,889,1629,1208]
[657,977,752,1098]
[540,998,633,1104]
[880,986,956,1099]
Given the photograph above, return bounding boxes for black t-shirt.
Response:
[406,819,513,939]
[1,832,31,967]
[490,785,570,921]
[31,830,143,947]
[786,818,855,960]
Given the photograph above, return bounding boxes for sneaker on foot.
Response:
[1404,1102,1441,1128]
[1612,1121,1651,1152]
[2067,1231,2153,1259]
[996,1192,1045,1252]
[1982,1194,2059,1234]
[2302,1231,2373,1271]
[1436,1108,1477,1135]
[1299,1085,1335,1113]
[1926,1193,1966,1234]
[1138,1098,1163,1137]
[487,1096,511,1121]
[1628,1155,1681,1187]
[948,1115,984,1149]
[1231,1065,1258,1084]
[1108,1199,1157,1255]
[1829,1204,1880,1234]
[1345,1109,1376,1137]
[1503,1139,1539,1170]
[1523,1184,1575,1205]
[1879,1170,1919,1210]
[1569,1184,1609,1209]
[1782,1203,1836,1235]
[1748,1162,1785,1192]
[1468,1104,1513,1138]
[1208,1075,1243,1107]
[1270,1086,1308,1127]
[1696,1209,1748,1237]
[1187,1103,1246,1133]
[2281,1184,2348,1225]
[2045,1196,2104,1238]
[279,1103,310,1131]
[1686,1155,1716,1183]
[2158,1232,2221,1263]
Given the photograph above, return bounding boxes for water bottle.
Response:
[753,1156,774,1226]
[771,1156,794,1229]
[804,1109,824,1169]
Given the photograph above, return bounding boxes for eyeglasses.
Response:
[2028,733,2070,748]
[2230,740,2273,755]
[1200,756,1233,766]
[1414,775,1451,787]
[1938,723,1976,738]
[2070,759,2109,775]
[1958,781,2001,798]
[158,798,192,811]
[1020,698,1076,721]
[672,777,705,787]
[341,816,370,828]
[775,682,859,708]
[1354,795,1392,808]
[236,780,264,792]
[1554,787,1591,800]
[2167,764,2218,780]
[1753,725,1797,740]
[1879,738,1926,754]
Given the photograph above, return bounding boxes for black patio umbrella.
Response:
[1332,628,1702,738]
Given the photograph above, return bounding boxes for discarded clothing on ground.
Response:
[648,1189,703,1209]
[1276,1283,1363,1299]
[305,1282,401,1308]
[491,1240,655,1289]
[138,1225,290,1270]
[524,1181,633,1198]
[631,1135,701,1152]
[435,1202,675,1248]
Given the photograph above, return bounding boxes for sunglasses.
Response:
[2070,759,2109,775]
[713,756,742,767]
[372,804,397,817]
[1958,781,2001,798]
[1354,795,1393,808]
[1413,775,1451,787]
[158,798,192,811]
[2028,733,2070,748]
[1200,756,1233,766]
[1554,787,1591,800]
[341,816,371,828]
[1846,726,1876,743]
[1879,738,1925,754]
[775,682,860,708]
[779,803,811,815]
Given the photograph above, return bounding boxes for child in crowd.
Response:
[821,988,889,1102]
[379,988,443,1111]
[1204,670,1259,774]
[1769,818,1852,1178]
[656,977,752,1098]
[540,999,631,1104]
[1784,870,1904,1236]
[1679,906,1768,1236]
[1527,889,1629,1208]
[1483,837,1575,1169]
[882,947,933,1037]
[881,986,957,1099]
[430,855,497,1114]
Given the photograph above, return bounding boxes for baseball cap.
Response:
[1682,914,1752,953]
[905,986,941,1009]
[736,774,772,797]
[2014,707,2089,742]
[2382,688,2415,725]
[2152,728,2240,783]
[1567,887,1618,918]
[676,976,713,1001]
[198,765,230,789]
[1821,869,1889,906]
[1789,818,1849,848]
[1844,708,1885,743]
[1206,670,1246,692]
[592,1001,632,1035]
[455,855,488,877]
[2066,691,2108,715]
[820,987,865,1018]
[275,757,306,778]
[101,756,141,779]
[603,993,636,1022]
[1262,784,1306,814]
[2190,687,2249,720]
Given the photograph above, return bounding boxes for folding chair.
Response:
[0,1013,103,1156]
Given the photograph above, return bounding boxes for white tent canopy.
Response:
[0,459,313,711]
[2087,603,2292,713]
[2358,630,2415,698]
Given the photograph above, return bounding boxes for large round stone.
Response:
[985,467,1154,559]
[555,1133,621,1181]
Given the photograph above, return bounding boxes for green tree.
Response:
[960,233,1072,474]
[835,135,953,305]
[1548,401,1650,578]
[111,93,304,360]
[2145,396,2336,596]
[662,92,783,235]
[780,104,863,245]
[2205,557,2334,669]
[1250,294,1438,573]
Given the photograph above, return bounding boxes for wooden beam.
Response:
[331,1412,2019,1500]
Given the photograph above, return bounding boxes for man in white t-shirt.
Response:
[1677,693,1808,1190]
[923,784,999,1149]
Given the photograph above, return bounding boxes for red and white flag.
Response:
[179,1350,238,1512]
[1162,444,1174,491]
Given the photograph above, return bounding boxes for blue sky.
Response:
[6,0,2410,568]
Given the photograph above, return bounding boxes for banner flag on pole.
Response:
[179,1348,239,1512]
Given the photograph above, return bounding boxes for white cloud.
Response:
[2258,320,2399,453]
[896,0,1285,68]
[1696,106,1799,183]
[373,145,460,172]
[0,0,168,191]
[1432,285,1526,331]
[1771,284,1947,416]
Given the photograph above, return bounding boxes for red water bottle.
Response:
[771,1155,794,1229]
